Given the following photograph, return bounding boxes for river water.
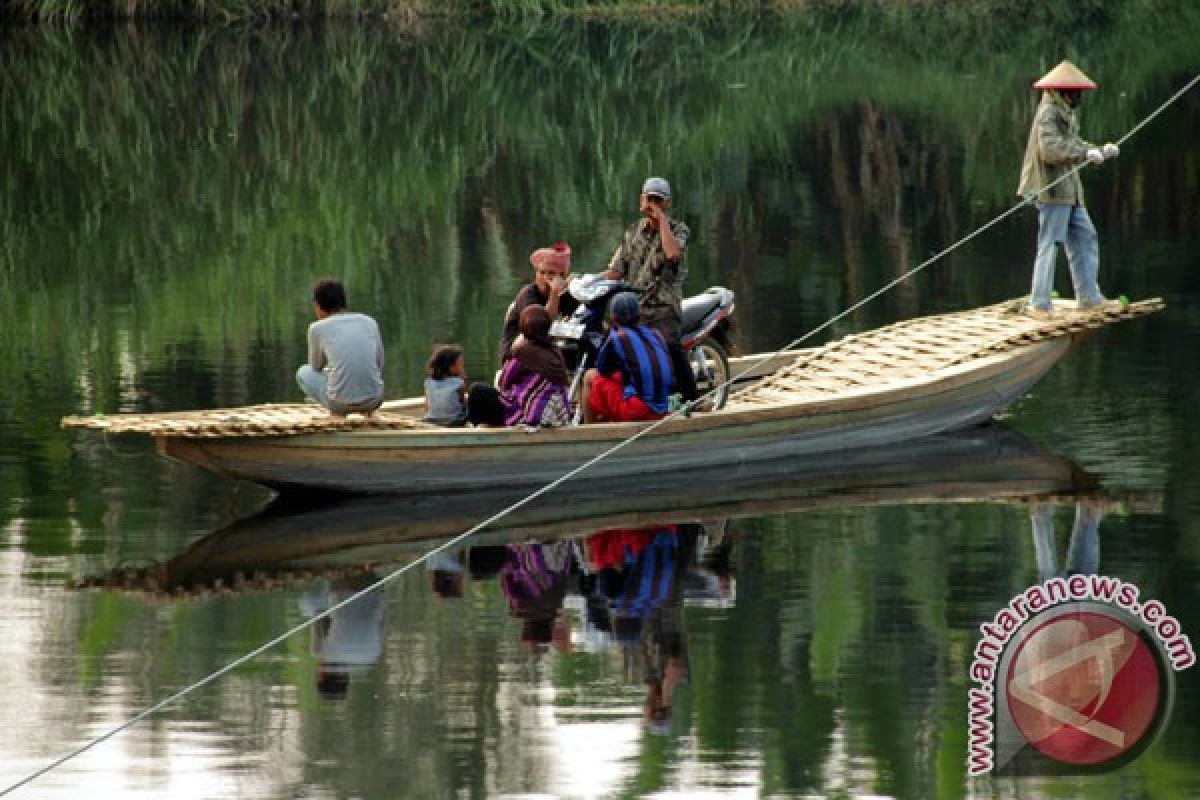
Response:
[1,9,1199,799]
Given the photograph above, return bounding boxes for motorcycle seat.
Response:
[681,290,725,331]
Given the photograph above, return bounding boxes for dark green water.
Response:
[1,8,1198,798]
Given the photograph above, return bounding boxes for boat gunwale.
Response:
[168,336,1072,451]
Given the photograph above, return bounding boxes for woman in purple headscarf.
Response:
[468,304,571,428]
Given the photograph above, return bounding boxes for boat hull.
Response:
[157,338,1072,495]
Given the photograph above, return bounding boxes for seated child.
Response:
[423,344,468,426]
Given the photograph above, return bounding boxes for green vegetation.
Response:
[0,0,1171,22]
[10,0,774,23]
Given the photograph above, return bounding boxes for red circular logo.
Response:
[1005,611,1161,765]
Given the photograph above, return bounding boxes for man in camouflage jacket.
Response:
[605,177,698,400]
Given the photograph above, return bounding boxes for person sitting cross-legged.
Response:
[296,278,384,416]
[582,292,674,424]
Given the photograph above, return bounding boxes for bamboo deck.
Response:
[734,297,1162,404]
[61,402,432,439]
[61,297,1163,439]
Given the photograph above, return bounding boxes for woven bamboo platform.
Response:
[61,403,432,439]
[734,297,1163,404]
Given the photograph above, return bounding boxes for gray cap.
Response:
[641,176,671,200]
[609,291,640,326]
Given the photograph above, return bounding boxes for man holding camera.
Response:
[603,177,697,402]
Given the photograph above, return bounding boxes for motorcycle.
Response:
[549,274,736,421]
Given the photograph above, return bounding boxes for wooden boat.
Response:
[62,298,1163,496]
[72,424,1161,598]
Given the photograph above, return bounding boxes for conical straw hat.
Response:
[1033,60,1097,90]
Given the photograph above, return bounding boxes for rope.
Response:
[1116,73,1200,146]
[5,72,1195,798]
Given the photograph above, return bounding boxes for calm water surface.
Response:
[1,9,1199,799]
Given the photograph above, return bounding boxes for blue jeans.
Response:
[1030,204,1105,310]
[1064,503,1102,576]
[1031,504,1101,582]
[297,365,333,409]
[296,365,381,414]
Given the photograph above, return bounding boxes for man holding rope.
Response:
[1018,60,1122,320]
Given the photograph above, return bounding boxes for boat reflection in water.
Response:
[78,424,1086,592]
[77,422,1160,597]
[76,423,1157,719]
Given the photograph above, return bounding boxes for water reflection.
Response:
[68,427,1167,796]
[76,423,1099,596]
[430,520,731,738]
[56,426,1176,798]
[299,573,387,700]
[1030,503,1102,582]
[581,525,701,735]
[454,524,719,735]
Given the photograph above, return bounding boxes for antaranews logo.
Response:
[967,574,1194,776]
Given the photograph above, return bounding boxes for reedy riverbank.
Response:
[3,7,1195,389]
[3,0,1120,24]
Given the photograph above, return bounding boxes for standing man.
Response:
[296,278,385,415]
[604,177,697,401]
[1017,60,1121,320]
[499,242,577,363]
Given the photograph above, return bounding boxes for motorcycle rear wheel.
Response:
[690,337,730,412]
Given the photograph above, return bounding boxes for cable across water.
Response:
[4,71,1196,798]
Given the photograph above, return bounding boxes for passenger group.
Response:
[296,176,688,430]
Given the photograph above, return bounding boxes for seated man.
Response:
[583,292,674,423]
[498,242,578,363]
[296,278,384,415]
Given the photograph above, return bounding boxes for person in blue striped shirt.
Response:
[583,292,675,423]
